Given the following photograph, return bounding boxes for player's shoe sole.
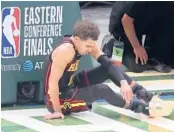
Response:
[148,96,173,117]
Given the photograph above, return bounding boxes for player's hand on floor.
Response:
[44,111,65,120]
[120,80,134,103]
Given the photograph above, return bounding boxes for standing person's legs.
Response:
[166,46,174,68]
[153,30,174,67]
[164,16,174,67]
[145,16,174,69]
[146,33,174,64]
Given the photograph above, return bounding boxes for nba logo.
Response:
[1,7,21,58]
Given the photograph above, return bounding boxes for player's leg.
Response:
[73,64,153,103]
[73,57,174,112]
[72,83,173,117]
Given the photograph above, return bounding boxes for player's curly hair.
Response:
[73,19,100,41]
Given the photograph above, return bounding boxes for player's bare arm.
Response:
[45,43,75,119]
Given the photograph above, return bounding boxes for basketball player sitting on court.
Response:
[44,19,174,120]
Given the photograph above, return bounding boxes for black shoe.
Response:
[147,59,171,73]
[130,96,149,116]
[132,84,154,103]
